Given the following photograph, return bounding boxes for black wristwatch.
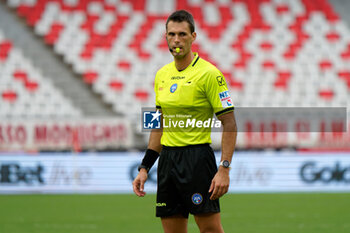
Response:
[138,165,150,173]
[219,160,231,169]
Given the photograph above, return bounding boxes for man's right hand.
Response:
[132,169,148,197]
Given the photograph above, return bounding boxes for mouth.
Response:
[173,47,182,53]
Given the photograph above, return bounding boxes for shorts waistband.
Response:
[162,143,210,151]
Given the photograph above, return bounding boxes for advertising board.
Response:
[1,152,349,193]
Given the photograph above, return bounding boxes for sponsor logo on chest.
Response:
[171,76,185,80]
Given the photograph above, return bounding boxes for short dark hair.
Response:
[166,10,195,33]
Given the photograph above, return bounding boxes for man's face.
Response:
[166,21,196,58]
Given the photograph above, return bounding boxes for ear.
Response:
[165,32,169,43]
[191,32,197,43]
[165,33,171,49]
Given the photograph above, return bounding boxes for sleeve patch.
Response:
[216,76,225,86]
[219,91,233,107]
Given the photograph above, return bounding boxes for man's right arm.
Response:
[133,71,163,196]
[132,125,163,197]
[147,127,163,153]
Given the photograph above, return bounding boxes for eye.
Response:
[168,32,175,36]
[180,32,186,36]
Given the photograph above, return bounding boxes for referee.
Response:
[133,10,237,233]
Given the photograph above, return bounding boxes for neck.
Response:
[174,51,195,71]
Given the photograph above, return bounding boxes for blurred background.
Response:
[0,0,349,232]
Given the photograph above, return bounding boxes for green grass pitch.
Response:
[0,193,349,233]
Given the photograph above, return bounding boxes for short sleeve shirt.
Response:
[154,53,234,147]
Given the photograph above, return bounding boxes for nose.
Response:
[174,35,180,43]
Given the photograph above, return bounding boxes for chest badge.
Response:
[170,83,178,93]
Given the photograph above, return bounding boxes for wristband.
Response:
[137,165,150,173]
[139,149,160,173]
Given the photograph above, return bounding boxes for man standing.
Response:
[133,10,237,233]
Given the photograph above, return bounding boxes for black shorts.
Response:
[156,144,220,218]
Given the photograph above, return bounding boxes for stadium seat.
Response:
[5,0,350,114]
[0,30,81,118]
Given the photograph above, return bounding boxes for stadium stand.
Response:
[0,0,349,151]
[0,30,81,118]
[4,0,349,116]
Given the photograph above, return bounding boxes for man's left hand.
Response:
[209,167,230,200]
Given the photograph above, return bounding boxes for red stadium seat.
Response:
[109,80,124,92]
[262,60,275,70]
[83,71,98,84]
[276,4,289,15]
[319,60,333,71]
[13,70,28,82]
[44,23,64,45]
[319,89,334,100]
[117,61,131,71]
[25,80,39,92]
[260,41,273,51]
[134,89,149,102]
[2,90,17,103]
[325,31,340,42]
[0,40,12,61]
[274,71,292,90]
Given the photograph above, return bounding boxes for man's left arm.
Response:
[209,111,237,200]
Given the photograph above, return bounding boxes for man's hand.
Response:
[209,167,230,200]
[132,169,148,197]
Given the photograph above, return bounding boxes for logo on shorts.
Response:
[191,193,203,205]
[170,83,178,93]
[156,203,166,207]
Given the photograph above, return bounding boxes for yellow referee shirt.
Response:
[154,53,234,147]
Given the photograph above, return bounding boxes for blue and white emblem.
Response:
[143,110,162,129]
[191,193,203,205]
[170,83,178,93]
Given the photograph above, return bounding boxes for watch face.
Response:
[222,160,230,168]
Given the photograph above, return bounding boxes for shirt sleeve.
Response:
[154,72,161,109]
[205,69,234,117]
